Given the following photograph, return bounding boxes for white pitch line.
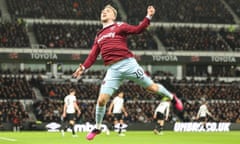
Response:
[0,137,17,142]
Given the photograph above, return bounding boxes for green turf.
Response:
[0,131,239,144]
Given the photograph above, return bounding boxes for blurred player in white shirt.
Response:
[61,88,81,137]
[153,99,170,135]
[108,92,128,136]
[196,100,213,130]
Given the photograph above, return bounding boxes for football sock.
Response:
[95,105,106,130]
[203,123,207,130]
[159,125,163,132]
[119,124,122,134]
[70,124,75,135]
[157,84,173,100]
[155,124,159,130]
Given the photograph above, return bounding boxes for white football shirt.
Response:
[154,101,170,115]
[64,94,77,114]
[112,96,124,114]
[197,104,211,117]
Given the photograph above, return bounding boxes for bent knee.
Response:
[146,83,159,93]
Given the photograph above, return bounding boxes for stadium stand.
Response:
[0,75,36,99]
[219,28,240,51]
[39,82,99,100]
[33,23,157,50]
[33,23,100,49]
[32,98,157,123]
[127,31,157,50]
[120,0,235,23]
[6,0,112,20]
[186,65,240,77]
[0,21,30,47]
[0,101,29,123]
[155,26,231,51]
[225,0,240,17]
[184,101,240,122]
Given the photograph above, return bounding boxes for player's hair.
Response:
[69,88,76,93]
[104,4,117,18]
[118,91,124,97]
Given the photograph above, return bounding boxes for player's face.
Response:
[118,92,124,98]
[101,7,116,23]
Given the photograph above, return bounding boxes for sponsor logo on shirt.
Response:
[97,32,116,43]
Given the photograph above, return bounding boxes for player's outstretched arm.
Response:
[120,5,155,34]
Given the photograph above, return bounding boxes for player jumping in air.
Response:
[73,5,183,140]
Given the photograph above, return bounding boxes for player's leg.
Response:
[118,119,125,136]
[203,117,207,130]
[113,114,119,131]
[69,120,76,136]
[86,68,122,140]
[124,58,183,111]
[60,116,65,136]
[154,112,163,135]
[146,83,183,111]
[86,93,110,140]
[158,120,164,135]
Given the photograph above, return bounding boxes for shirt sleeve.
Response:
[82,40,100,69]
[119,17,150,35]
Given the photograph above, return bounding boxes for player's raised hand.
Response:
[73,64,85,78]
[147,5,155,17]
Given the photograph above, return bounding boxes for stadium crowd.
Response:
[33,23,100,49]
[155,26,230,51]
[30,76,240,123]
[120,0,234,23]
[32,97,240,124]
[6,0,235,24]
[7,0,108,20]
[33,23,157,50]
[0,101,29,123]
[0,21,30,48]
[219,28,240,51]
[1,0,239,51]
[0,75,36,99]
[32,98,158,123]
[184,101,240,123]
[225,0,240,17]
[186,65,240,77]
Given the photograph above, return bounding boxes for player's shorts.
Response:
[156,112,165,120]
[100,58,154,96]
[113,113,124,121]
[198,116,207,122]
[66,113,76,121]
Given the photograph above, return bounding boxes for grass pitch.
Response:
[0,131,239,144]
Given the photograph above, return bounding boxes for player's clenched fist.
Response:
[147,5,155,17]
